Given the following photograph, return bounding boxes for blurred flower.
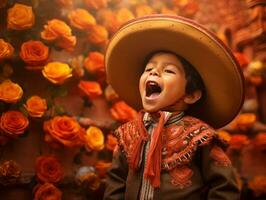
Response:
[78,80,102,99]
[247,60,265,76]
[231,113,256,131]
[7,3,35,30]
[20,40,49,70]
[0,80,23,103]
[180,1,199,18]
[95,160,112,178]
[35,155,63,183]
[116,8,135,26]
[83,51,105,75]
[0,160,21,181]
[252,132,266,151]
[217,130,231,143]
[34,183,62,200]
[0,110,29,138]
[42,62,72,84]
[70,55,85,78]
[43,116,85,148]
[87,24,109,46]
[0,39,14,61]
[105,133,118,151]
[75,166,100,190]
[248,176,266,197]
[160,7,177,15]
[41,19,76,51]
[110,101,137,123]
[68,8,96,30]
[83,0,108,10]
[234,52,249,68]
[0,0,7,8]
[56,0,73,7]
[228,134,250,151]
[96,9,120,34]
[85,126,104,151]
[104,85,119,102]
[24,96,47,118]
[135,4,155,17]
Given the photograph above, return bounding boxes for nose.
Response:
[149,68,159,76]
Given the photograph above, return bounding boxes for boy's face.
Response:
[139,52,188,113]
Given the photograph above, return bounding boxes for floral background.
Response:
[0,0,265,199]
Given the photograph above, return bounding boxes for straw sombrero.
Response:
[105,15,244,128]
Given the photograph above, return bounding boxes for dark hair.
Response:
[143,50,205,96]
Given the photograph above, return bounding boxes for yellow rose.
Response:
[24,96,47,118]
[0,39,14,61]
[85,126,104,151]
[7,3,35,30]
[0,80,23,103]
[68,9,96,30]
[42,62,72,84]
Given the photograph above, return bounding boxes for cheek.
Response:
[139,74,146,94]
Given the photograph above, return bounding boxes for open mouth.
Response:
[146,81,162,98]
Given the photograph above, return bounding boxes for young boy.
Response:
[103,15,244,200]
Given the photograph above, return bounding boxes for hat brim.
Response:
[105,15,244,128]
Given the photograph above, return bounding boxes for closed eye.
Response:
[164,69,176,74]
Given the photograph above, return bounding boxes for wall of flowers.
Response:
[0,0,265,199]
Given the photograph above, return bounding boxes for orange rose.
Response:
[105,133,118,151]
[229,134,249,150]
[0,80,23,103]
[83,0,107,10]
[41,19,76,51]
[95,160,112,178]
[0,110,29,138]
[85,126,104,151]
[234,52,249,68]
[78,81,102,99]
[68,9,96,30]
[135,4,155,17]
[43,116,85,148]
[253,132,266,151]
[34,183,62,200]
[248,176,266,197]
[42,62,72,84]
[0,39,14,61]
[83,52,105,75]
[116,8,135,26]
[20,40,49,69]
[110,101,137,122]
[217,130,231,142]
[7,3,35,30]
[96,9,120,34]
[35,155,63,183]
[232,113,257,131]
[87,24,109,46]
[24,96,47,118]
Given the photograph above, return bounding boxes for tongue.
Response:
[149,92,160,99]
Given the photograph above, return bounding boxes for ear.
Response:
[184,90,202,104]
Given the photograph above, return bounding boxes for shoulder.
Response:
[113,118,141,157]
[162,115,218,170]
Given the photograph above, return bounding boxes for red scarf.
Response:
[128,111,166,188]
